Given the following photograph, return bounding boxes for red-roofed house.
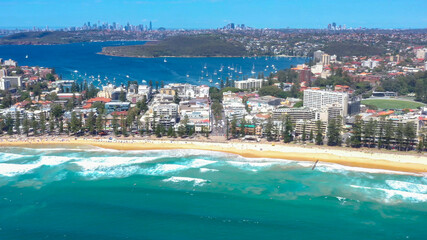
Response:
[87,97,111,104]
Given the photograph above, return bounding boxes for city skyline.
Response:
[1,0,427,29]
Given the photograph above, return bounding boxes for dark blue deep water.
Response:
[0,42,308,86]
[0,147,426,240]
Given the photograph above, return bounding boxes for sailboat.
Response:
[213,70,217,75]
[164,58,167,63]
[204,64,207,69]
[25,55,28,59]
[239,67,242,74]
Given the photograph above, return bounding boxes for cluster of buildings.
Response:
[304,45,427,86]
[0,59,54,92]
[1,30,427,148]
[222,77,362,139]
[139,83,211,133]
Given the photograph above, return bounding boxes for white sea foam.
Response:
[0,152,27,162]
[200,168,219,173]
[163,176,208,186]
[0,163,43,177]
[0,156,73,177]
[73,156,158,171]
[79,166,141,179]
[39,156,73,166]
[188,159,217,168]
[140,164,189,176]
[227,161,282,171]
[385,180,427,194]
[350,185,427,203]
[336,196,346,202]
[296,162,315,168]
[315,162,415,175]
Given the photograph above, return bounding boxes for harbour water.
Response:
[0,42,308,87]
[0,146,426,239]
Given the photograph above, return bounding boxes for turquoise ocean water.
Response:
[0,42,308,86]
[0,146,426,239]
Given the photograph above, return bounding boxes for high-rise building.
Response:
[416,48,427,59]
[303,89,349,117]
[234,78,265,90]
[321,54,331,66]
[313,50,324,63]
[149,21,152,31]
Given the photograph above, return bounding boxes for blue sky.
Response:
[1,0,426,29]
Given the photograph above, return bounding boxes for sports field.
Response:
[361,99,425,109]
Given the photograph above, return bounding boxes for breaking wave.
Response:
[350,184,427,203]
[163,176,208,186]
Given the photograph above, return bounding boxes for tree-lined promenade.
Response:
[1,105,424,153]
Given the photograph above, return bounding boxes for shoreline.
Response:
[97,52,253,58]
[97,52,304,59]
[1,138,426,174]
[0,39,156,46]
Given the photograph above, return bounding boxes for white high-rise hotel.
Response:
[303,89,349,117]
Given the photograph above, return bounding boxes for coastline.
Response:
[0,39,156,46]
[97,52,252,58]
[97,52,302,59]
[1,138,426,174]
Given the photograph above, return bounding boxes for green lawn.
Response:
[361,99,425,110]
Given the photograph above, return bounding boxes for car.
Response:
[98,130,109,136]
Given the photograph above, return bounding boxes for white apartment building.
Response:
[140,103,179,130]
[97,84,115,98]
[2,76,22,88]
[3,59,17,67]
[234,78,265,90]
[0,78,11,91]
[321,54,331,66]
[303,89,349,117]
[313,50,324,63]
[416,48,427,60]
[362,59,380,69]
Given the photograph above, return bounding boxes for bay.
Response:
[0,41,308,86]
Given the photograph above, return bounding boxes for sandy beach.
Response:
[1,137,426,174]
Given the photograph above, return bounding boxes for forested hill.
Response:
[100,35,248,57]
[0,31,148,45]
[322,41,386,57]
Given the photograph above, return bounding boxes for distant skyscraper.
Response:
[332,22,337,30]
[149,21,152,31]
[230,23,235,29]
[327,24,332,30]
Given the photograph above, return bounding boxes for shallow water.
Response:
[0,147,426,239]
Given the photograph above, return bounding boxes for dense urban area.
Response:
[1,25,427,152]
